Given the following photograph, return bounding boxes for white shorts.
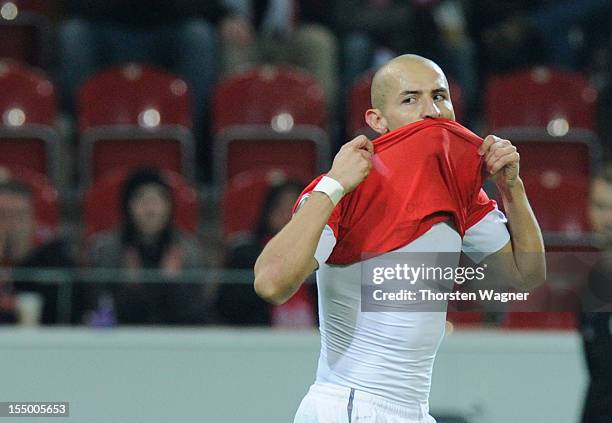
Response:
[293,383,437,423]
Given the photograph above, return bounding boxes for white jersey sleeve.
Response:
[314,225,336,268]
[462,207,510,263]
[293,192,338,268]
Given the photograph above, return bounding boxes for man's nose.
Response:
[421,98,441,119]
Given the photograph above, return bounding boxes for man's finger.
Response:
[340,136,365,151]
[479,135,501,156]
[350,135,373,151]
[359,149,373,161]
[349,135,368,146]
[485,145,516,165]
[488,152,517,173]
[489,152,520,174]
[361,138,374,155]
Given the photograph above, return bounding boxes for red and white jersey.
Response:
[310,210,509,410]
[294,119,497,266]
[292,119,511,410]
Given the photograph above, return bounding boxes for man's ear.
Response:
[365,109,389,135]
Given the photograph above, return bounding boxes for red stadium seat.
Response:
[501,284,579,330]
[495,129,599,238]
[0,165,59,240]
[83,168,198,238]
[212,65,330,184]
[347,72,465,138]
[221,167,310,241]
[0,0,52,67]
[485,67,597,132]
[0,60,60,185]
[77,64,195,189]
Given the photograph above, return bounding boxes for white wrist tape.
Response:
[313,176,345,206]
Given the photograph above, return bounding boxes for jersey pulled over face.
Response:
[295,119,495,265]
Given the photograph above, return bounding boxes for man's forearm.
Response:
[254,192,335,304]
[499,178,546,289]
[254,134,374,304]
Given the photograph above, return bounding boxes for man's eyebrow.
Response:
[399,87,448,96]
[399,90,421,96]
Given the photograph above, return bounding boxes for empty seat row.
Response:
[0,60,331,191]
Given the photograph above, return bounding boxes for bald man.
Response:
[254,55,545,422]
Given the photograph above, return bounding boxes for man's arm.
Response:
[254,136,374,305]
[479,135,546,291]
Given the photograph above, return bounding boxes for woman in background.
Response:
[217,179,316,327]
[87,168,207,325]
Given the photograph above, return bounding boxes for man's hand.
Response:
[479,135,545,290]
[327,135,374,193]
[478,135,520,190]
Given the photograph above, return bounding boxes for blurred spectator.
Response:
[592,34,612,157]
[86,168,208,325]
[332,0,478,122]
[220,0,339,105]
[579,163,612,423]
[0,175,75,324]
[0,178,21,323]
[216,179,316,327]
[597,89,612,161]
[589,164,612,249]
[467,0,612,74]
[57,0,235,179]
[0,180,35,267]
[57,0,229,109]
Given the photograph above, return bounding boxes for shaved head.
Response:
[365,54,455,133]
[371,54,447,111]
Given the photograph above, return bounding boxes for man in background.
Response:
[580,163,612,423]
[0,177,75,324]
